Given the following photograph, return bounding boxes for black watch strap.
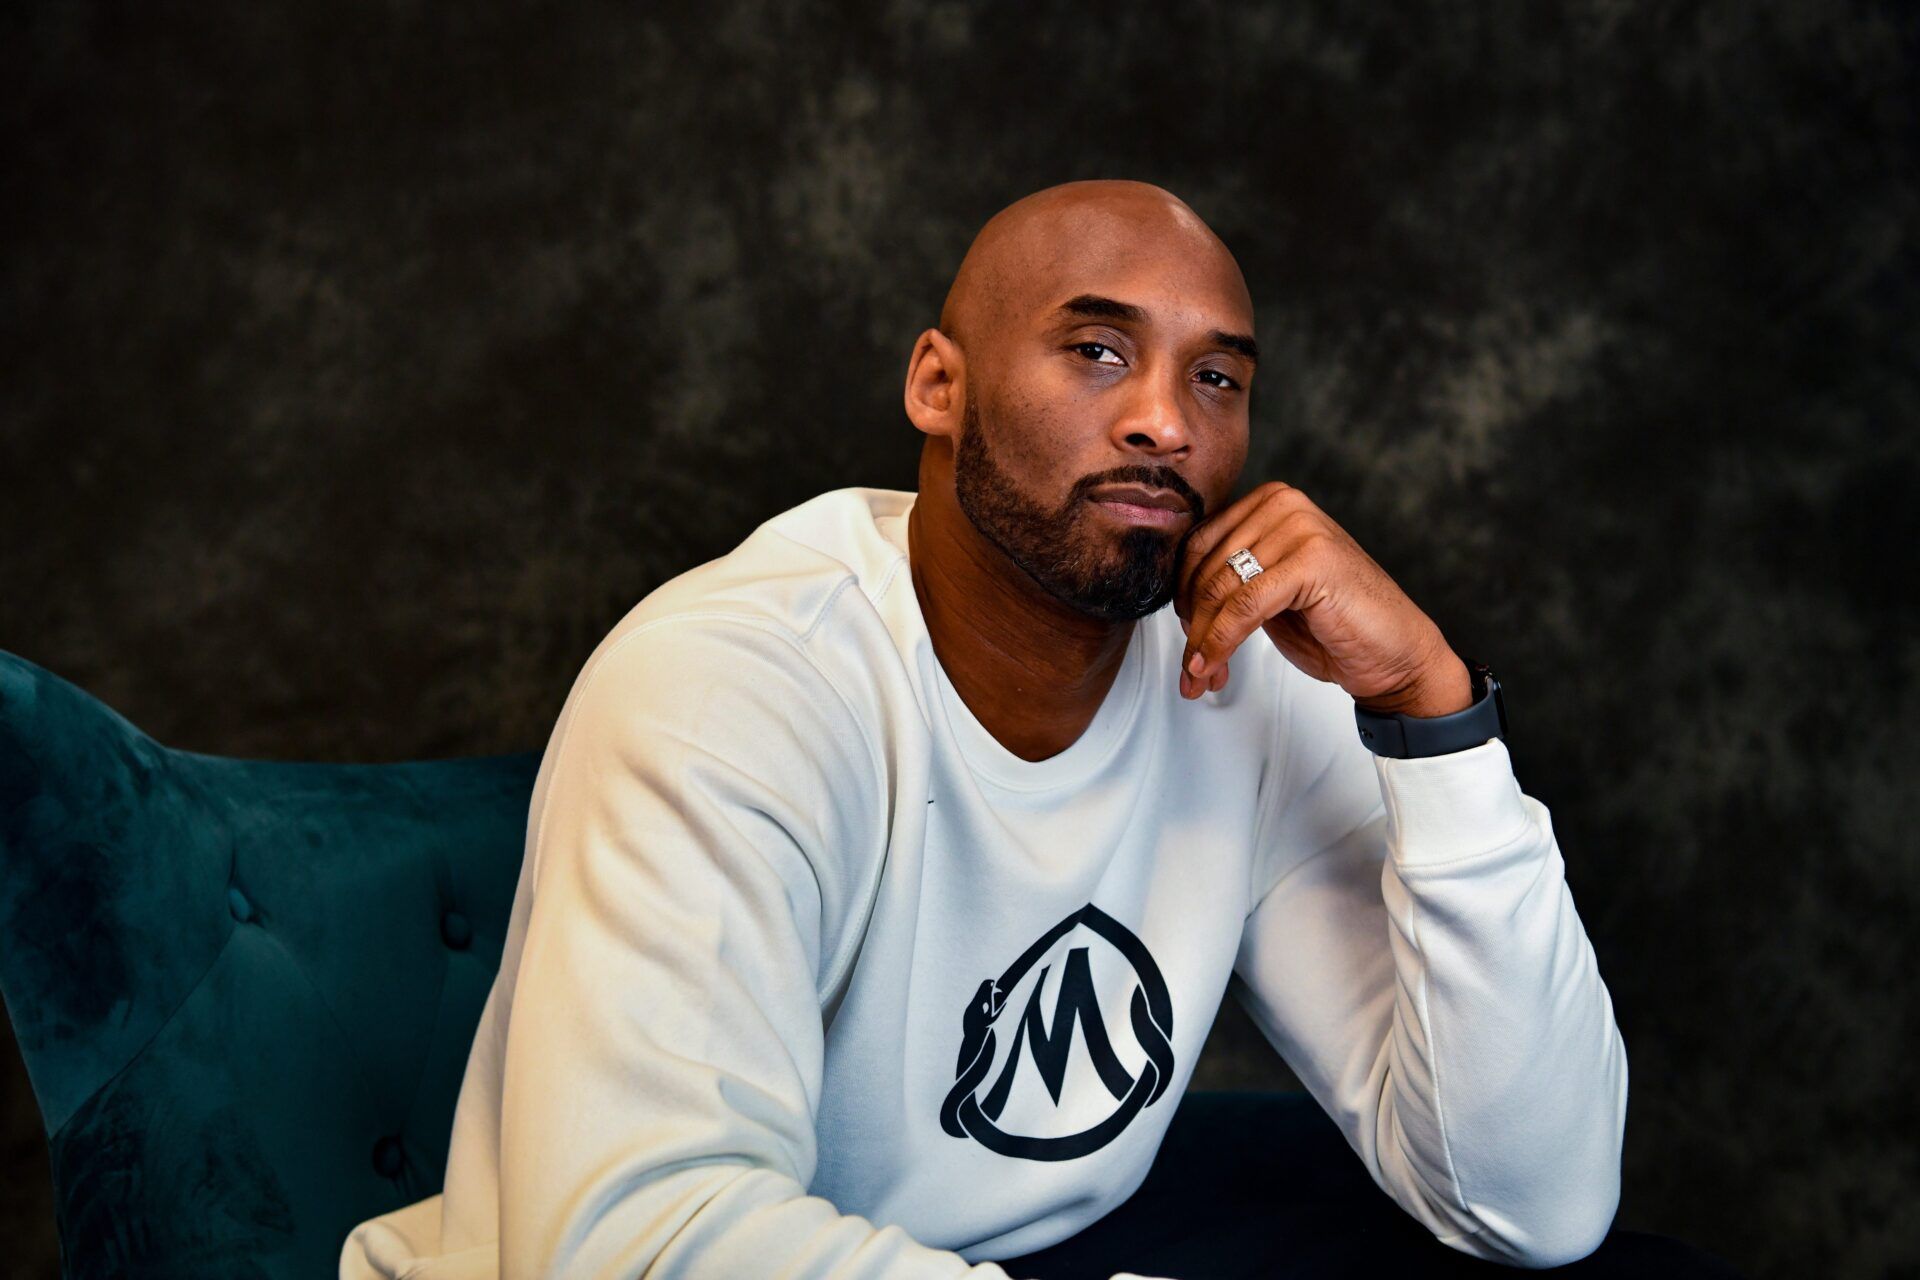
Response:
[1354,657,1508,759]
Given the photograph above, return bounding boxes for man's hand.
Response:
[1173,481,1473,717]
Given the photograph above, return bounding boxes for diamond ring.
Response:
[1226,548,1263,584]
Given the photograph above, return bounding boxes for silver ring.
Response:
[1226,547,1263,584]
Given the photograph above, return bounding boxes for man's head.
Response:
[905,179,1256,623]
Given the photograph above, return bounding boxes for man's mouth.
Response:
[1089,485,1192,528]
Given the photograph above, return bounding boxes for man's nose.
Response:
[1109,375,1192,455]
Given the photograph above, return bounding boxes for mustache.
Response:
[1067,462,1198,521]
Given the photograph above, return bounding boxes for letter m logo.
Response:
[980,945,1137,1118]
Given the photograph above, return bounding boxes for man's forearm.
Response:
[1365,738,1629,1268]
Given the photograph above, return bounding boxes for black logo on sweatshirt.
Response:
[939,903,1175,1161]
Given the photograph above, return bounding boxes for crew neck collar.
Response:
[881,493,1155,794]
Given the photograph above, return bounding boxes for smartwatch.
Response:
[1353,657,1507,759]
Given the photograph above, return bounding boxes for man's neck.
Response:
[905,493,1135,764]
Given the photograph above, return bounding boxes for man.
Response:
[341,180,1739,1278]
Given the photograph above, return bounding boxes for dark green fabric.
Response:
[0,649,538,1279]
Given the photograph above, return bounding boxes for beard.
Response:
[951,395,1192,623]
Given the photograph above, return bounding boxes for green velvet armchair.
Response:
[0,649,540,1278]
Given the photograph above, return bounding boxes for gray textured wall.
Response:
[4,3,1915,1277]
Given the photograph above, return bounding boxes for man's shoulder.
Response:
[562,486,914,730]
[609,485,912,647]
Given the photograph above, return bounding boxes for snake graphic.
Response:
[939,904,1175,1161]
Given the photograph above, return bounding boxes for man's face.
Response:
[950,285,1253,623]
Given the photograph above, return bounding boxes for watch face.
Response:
[1466,658,1492,699]
[1471,663,1508,739]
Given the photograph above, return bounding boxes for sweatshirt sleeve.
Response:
[1230,668,1629,1270]
[498,615,1026,1278]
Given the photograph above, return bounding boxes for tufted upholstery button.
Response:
[440,909,472,950]
[226,885,255,923]
[372,1134,405,1178]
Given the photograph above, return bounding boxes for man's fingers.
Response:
[1178,654,1229,698]
[1175,486,1333,697]
[1191,558,1309,681]
[1175,484,1310,623]
[1176,513,1264,646]
[1181,557,1244,676]
[1179,533,1305,692]
[1181,516,1297,674]
[1176,484,1279,609]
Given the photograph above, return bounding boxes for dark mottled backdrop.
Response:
[3,2,1915,1277]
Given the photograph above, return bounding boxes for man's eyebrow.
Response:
[1054,293,1149,325]
[1209,329,1260,364]
[1052,293,1259,365]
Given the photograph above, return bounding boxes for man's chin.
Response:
[1063,566,1178,621]
[1072,593,1173,624]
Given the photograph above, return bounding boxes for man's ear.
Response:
[903,328,966,440]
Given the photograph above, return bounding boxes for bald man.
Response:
[341,181,1741,1280]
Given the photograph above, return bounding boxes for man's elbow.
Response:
[1520,1189,1620,1270]
[1489,1034,1631,1267]
[1465,1167,1622,1270]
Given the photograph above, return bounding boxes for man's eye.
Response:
[1198,369,1240,390]
[1073,342,1125,365]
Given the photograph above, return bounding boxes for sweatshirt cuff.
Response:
[1370,735,1534,870]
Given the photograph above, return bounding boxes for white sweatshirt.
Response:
[340,485,1628,1280]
